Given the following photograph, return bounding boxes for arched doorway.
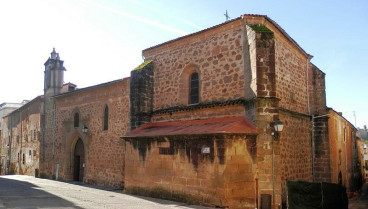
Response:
[73,138,85,181]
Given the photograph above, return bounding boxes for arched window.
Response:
[189,72,199,104]
[74,113,79,127]
[103,105,108,130]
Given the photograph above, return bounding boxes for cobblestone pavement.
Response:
[349,183,368,209]
[0,175,211,209]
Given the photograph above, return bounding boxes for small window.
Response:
[22,153,25,164]
[103,105,109,131]
[29,150,32,156]
[74,113,79,127]
[189,72,199,104]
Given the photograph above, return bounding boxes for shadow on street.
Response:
[0,177,82,209]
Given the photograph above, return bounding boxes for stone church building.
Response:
[0,14,360,209]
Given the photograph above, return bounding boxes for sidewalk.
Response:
[349,183,368,209]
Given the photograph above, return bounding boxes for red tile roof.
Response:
[123,117,257,138]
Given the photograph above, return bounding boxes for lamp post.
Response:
[272,118,283,209]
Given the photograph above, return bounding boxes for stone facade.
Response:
[124,15,321,209]
[327,109,357,192]
[41,79,130,188]
[125,134,257,208]
[356,138,368,182]
[0,96,42,176]
[0,101,27,174]
[130,61,154,130]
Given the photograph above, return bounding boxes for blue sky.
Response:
[0,0,367,128]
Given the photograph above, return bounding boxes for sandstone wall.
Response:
[279,112,312,204]
[274,35,309,114]
[143,20,246,110]
[308,64,326,115]
[130,62,154,129]
[151,104,246,123]
[124,135,257,209]
[0,117,9,174]
[328,109,355,192]
[43,79,130,188]
[249,22,315,208]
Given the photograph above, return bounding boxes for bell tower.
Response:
[44,48,66,97]
[41,48,66,166]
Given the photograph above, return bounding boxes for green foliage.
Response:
[133,60,152,70]
[250,24,274,41]
[250,24,273,33]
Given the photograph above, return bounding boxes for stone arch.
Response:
[72,138,85,181]
[65,130,90,182]
[179,64,201,105]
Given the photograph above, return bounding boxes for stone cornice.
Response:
[152,98,253,115]
[279,107,311,118]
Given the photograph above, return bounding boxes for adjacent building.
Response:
[0,97,42,176]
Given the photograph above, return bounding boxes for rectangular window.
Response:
[29,150,32,156]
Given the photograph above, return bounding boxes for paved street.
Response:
[349,183,368,209]
[0,175,210,209]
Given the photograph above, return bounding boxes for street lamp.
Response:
[274,119,284,132]
[272,119,284,139]
[82,124,88,133]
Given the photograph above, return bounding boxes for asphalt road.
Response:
[0,175,210,209]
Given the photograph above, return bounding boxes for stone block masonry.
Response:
[143,19,246,110]
[130,61,154,130]
[124,135,257,209]
[0,96,42,176]
[42,79,130,188]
